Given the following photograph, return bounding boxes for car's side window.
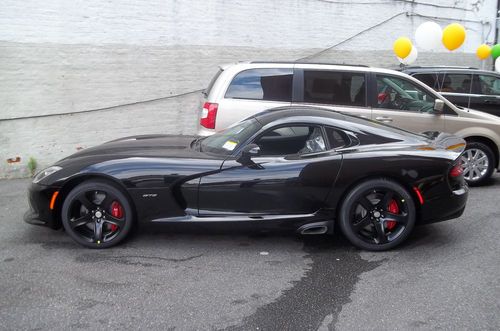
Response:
[473,74,500,96]
[225,68,293,102]
[375,75,435,113]
[325,127,349,149]
[303,71,366,106]
[254,125,326,156]
[436,73,472,93]
[412,73,439,90]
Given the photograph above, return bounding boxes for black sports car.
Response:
[26,107,468,251]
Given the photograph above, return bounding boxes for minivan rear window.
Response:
[225,68,293,102]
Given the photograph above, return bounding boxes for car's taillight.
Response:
[449,160,463,178]
[200,102,218,129]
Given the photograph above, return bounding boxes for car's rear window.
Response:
[225,68,293,102]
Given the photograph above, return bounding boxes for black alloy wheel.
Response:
[339,179,416,251]
[61,180,134,248]
[461,141,495,186]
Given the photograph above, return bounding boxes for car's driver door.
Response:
[370,74,445,133]
[197,124,343,216]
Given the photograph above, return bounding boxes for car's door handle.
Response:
[375,116,393,123]
[345,113,369,119]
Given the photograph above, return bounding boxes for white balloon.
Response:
[415,21,442,51]
[495,57,500,73]
[398,46,418,65]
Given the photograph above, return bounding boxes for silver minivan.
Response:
[198,62,500,185]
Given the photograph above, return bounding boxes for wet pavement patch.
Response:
[225,235,382,331]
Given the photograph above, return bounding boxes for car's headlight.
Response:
[33,166,62,183]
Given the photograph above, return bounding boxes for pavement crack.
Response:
[75,254,203,267]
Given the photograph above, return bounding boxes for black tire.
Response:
[61,180,134,248]
[338,178,416,251]
[462,141,495,186]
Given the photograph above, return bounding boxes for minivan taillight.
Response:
[200,102,218,129]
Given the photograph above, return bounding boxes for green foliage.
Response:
[27,157,37,177]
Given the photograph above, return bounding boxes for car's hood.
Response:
[58,134,208,164]
[455,107,500,122]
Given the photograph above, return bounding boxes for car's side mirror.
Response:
[237,144,260,165]
[433,99,445,113]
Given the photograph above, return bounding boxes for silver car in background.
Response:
[198,62,500,185]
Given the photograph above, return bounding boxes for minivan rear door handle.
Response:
[375,116,393,123]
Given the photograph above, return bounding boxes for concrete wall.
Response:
[0,0,497,177]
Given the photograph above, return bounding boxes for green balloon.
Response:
[491,44,500,59]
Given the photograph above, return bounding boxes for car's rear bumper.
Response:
[25,182,61,229]
[419,186,468,225]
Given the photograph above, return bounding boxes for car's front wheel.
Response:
[338,178,416,251]
[61,180,134,248]
[461,141,495,186]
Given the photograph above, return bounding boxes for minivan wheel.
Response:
[461,142,495,186]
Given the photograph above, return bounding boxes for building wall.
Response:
[0,0,497,177]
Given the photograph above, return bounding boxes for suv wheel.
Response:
[461,141,495,186]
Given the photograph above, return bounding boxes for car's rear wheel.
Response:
[461,141,495,186]
[61,180,134,248]
[338,179,416,251]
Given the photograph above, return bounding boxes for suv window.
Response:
[412,73,439,90]
[375,75,435,112]
[303,71,366,106]
[225,68,293,102]
[255,125,326,156]
[472,74,500,96]
[438,73,472,93]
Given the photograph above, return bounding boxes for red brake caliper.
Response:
[386,199,399,231]
[110,201,123,232]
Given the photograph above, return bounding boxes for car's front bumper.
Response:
[25,182,61,229]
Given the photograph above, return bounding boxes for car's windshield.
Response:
[200,119,262,155]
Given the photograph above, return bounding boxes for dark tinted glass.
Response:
[225,68,293,102]
[303,71,366,106]
[325,127,348,148]
[412,73,439,89]
[437,73,472,93]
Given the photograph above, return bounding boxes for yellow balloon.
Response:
[442,23,466,51]
[393,37,413,59]
[476,44,491,60]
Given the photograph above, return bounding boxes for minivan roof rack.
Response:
[249,61,369,67]
[403,65,479,70]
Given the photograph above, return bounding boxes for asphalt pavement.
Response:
[0,175,499,330]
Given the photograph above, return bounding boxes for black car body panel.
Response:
[26,107,468,235]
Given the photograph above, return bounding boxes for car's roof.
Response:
[401,66,499,76]
[218,61,412,77]
[250,106,347,126]
[248,106,427,142]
